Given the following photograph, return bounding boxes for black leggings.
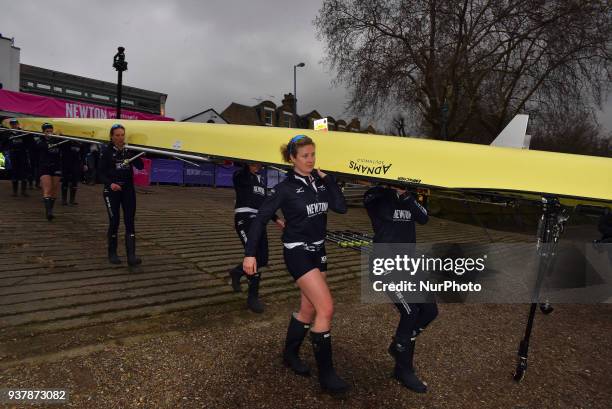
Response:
[9,151,28,181]
[29,157,39,184]
[62,163,81,188]
[103,184,136,236]
[392,299,438,340]
[235,213,269,268]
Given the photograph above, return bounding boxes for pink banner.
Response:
[133,158,152,186]
[0,89,173,121]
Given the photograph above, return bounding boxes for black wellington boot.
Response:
[108,233,122,264]
[282,314,311,376]
[126,234,142,266]
[310,331,350,396]
[48,198,56,220]
[388,336,427,393]
[69,186,78,205]
[246,273,264,313]
[43,197,53,221]
[229,264,243,292]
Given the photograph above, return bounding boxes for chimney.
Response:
[282,93,296,114]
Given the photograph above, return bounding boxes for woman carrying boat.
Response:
[230,162,285,313]
[242,135,350,395]
[363,183,437,393]
[98,124,144,266]
[37,123,63,221]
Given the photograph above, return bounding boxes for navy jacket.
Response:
[98,143,144,186]
[245,170,347,256]
[364,186,428,243]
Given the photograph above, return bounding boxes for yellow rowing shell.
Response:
[4,117,611,208]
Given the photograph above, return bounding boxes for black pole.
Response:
[513,197,564,382]
[116,70,123,119]
[293,62,305,128]
[293,65,297,128]
[113,47,128,120]
[440,101,448,140]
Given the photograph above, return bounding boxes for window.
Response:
[91,93,110,101]
[53,86,63,92]
[36,83,51,90]
[338,125,346,131]
[66,89,82,96]
[282,111,293,127]
[263,108,274,126]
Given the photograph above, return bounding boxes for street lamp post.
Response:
[440,85,451,140]
[440,101,449,140]
[293,62,305,127]
[113,47,128,120]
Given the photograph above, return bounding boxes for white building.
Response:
[0,35,20,92]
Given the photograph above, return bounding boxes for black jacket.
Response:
[233,166,278,220]
[98,143,144,186]
[245,170,347,256]
[29,134,42,165]
[1,130,29,154]
[61,141,85,169]
[364,186,428,243]
[36,136,63,169]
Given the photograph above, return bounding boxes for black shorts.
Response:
[39,166,62,177]
[283,244,327,281]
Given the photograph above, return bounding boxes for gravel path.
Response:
[2,291,611,408]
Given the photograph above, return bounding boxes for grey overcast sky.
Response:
[1,0,354,122]
[2,0,610,131]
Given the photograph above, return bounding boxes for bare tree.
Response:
[315,0,612,143]
[531,109,612,157]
